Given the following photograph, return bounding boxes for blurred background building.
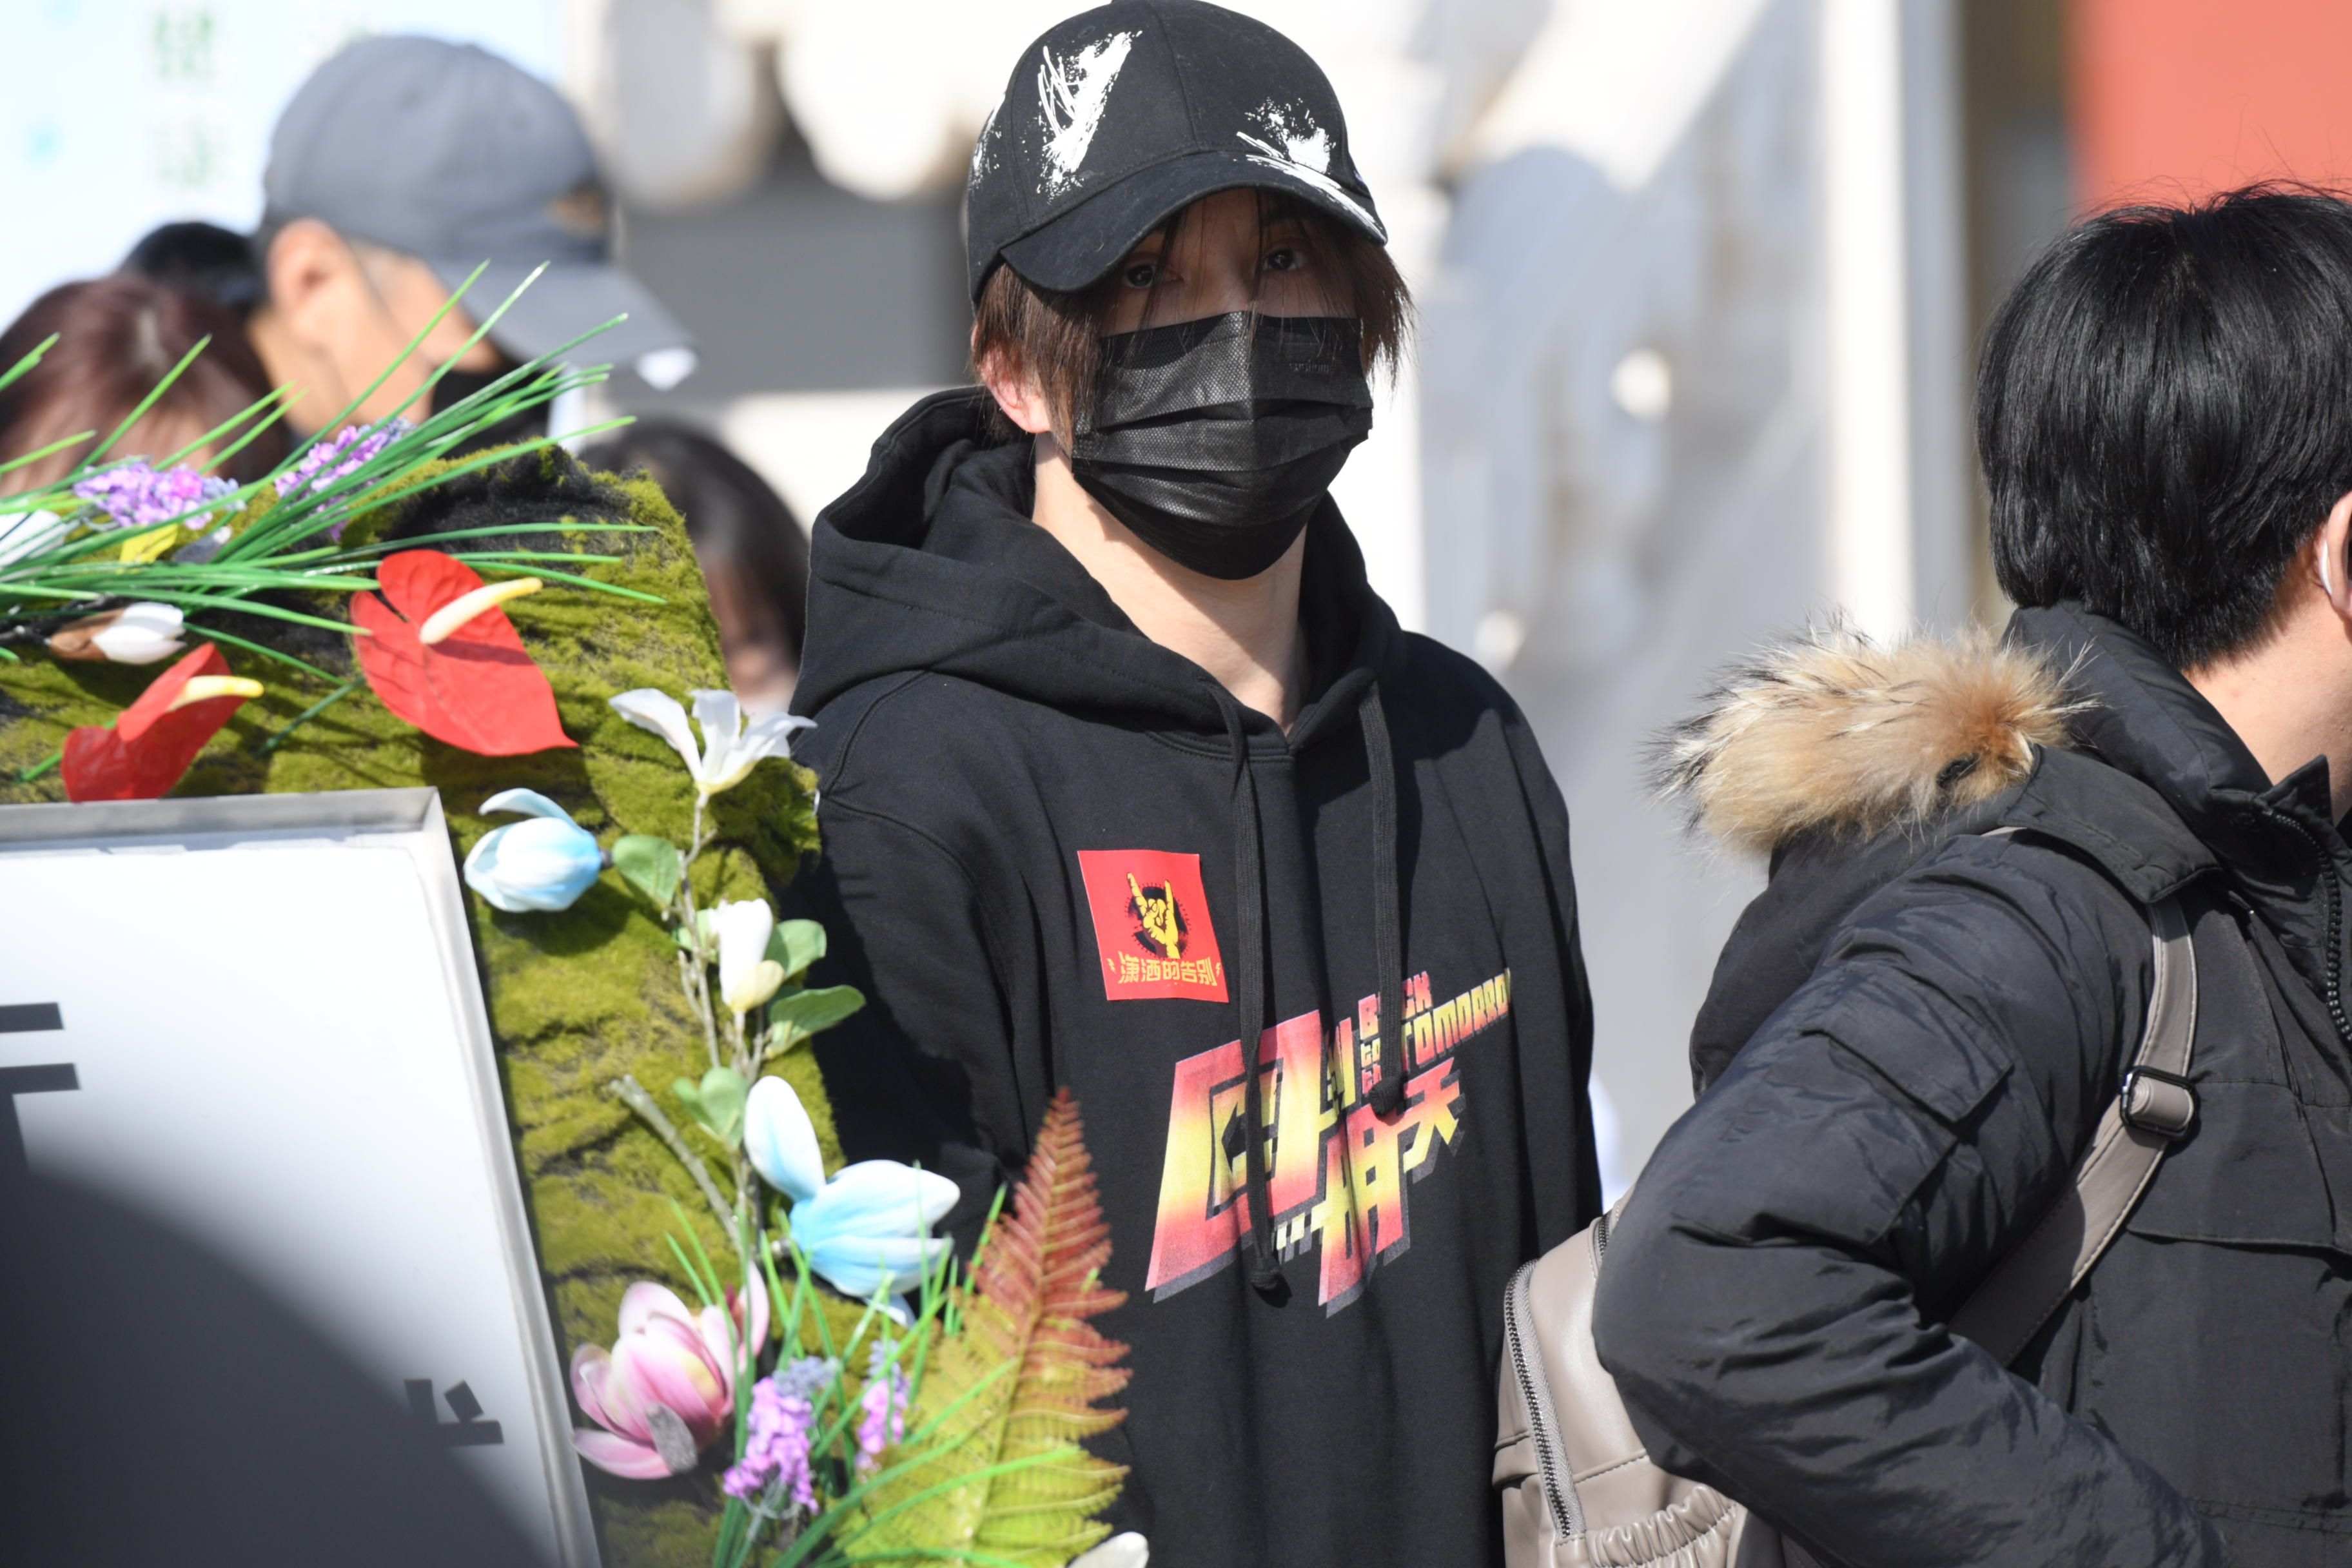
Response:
[9,0,2349,1190]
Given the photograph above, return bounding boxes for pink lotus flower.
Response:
[570,1279,770,1479]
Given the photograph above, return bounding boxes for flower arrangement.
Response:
[1,281,1141,1566]
[0,266,647,798]
[457,683,1142,1567]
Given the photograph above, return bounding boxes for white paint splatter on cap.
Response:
[1236,101,1386,239]
[1035,31,1140,199]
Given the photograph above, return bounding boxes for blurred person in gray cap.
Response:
[240,34,694,437]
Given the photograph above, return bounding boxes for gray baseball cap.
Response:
[263,35,696,387]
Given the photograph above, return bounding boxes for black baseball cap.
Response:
[263,36,696,387]
[964,1,1387,303]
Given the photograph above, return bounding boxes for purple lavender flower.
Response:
[276,418,409,501]
[73,462,235,533]
[854,1340,909,1471]
[275,418,411,539]
[720,1362,825,1513]
[855,1367,909,1471]
[778,1356,838,1403]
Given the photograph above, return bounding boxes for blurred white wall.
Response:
[1423,0,1971,1188]
[0,2,565,324]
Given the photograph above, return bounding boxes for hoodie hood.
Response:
[798,387,1416,1288]
[796,389,1396,747]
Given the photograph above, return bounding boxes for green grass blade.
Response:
[0,335,55,397]
[468,562,664,603]
[317,520,655,560]
[0,429,96,481]
[381,262,548,426]
[110,590,363,636]
[271,262,490,469]
[83,336,211,465]
[165,386,299,475]
[188,624,338,683]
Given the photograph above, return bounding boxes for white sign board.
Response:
[0,788,596,1566]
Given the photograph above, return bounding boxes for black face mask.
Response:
[1068,312,1373,580]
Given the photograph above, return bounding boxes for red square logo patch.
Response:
[1076,849,1229,1003]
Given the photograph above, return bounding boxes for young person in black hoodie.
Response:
[784,5,1600,1563]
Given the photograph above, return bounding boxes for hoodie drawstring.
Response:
[1219,680,1409,1297]
[1357,685,1407,1118]
[1218,694,1284,1293]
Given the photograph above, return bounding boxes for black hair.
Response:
[1979,184,2352,669]
[972,188,1408,445]
[121,222,266,318]
[576,421,808,661]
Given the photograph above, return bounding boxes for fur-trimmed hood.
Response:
[1652,625,2086,856]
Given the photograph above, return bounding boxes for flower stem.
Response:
[674,794,726,1066]
[609,1074,734,1238]
[16,748,61,783]
[254,677,358,754]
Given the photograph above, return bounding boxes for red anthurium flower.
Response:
[61,643,262,801]
[351,550,575,756]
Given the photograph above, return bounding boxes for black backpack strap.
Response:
[1947,892,2197,1364]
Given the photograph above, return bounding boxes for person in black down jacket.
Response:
[1592,185,2352,1567]
[782,6,1600,1566]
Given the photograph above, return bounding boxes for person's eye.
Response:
[1263,246,1303,273]
[1121,259,1160,289]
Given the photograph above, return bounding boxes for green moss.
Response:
[0,451,827,1565]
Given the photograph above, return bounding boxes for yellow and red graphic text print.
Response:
[1077,848,1230,1003]
[1146,966,1513,1312]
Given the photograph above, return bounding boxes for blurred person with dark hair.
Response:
[120,220,268,319]
[0,273,289,491]
[784,6,1598,1565]
[122,37,691,448]
[579,422,808,710]
[1591,186,2352,1567]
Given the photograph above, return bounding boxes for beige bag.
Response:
[1496,897,2196,1568]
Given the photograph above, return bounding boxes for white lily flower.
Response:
[713,897,787,1017]
[91,603,187,664]
[608,687,812,796]
[0,509,65,566]
[43,602,188,665]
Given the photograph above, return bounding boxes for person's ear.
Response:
[971,328,1055,437]
[262,219,357,343]
[2317,491,2352,626]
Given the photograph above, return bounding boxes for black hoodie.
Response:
[785,391,1598,1567]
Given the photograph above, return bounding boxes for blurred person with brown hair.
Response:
[784,6,1598,1565]
[0,273,289,491]
[579,422,808,710]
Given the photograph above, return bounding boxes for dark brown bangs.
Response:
[970,190,1413,446]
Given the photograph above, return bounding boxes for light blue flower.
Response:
[745,1075,827,1204]
[792,1161,958,1302]
[463,789,605,912]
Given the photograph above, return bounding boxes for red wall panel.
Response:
[2073,0,2352,209]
